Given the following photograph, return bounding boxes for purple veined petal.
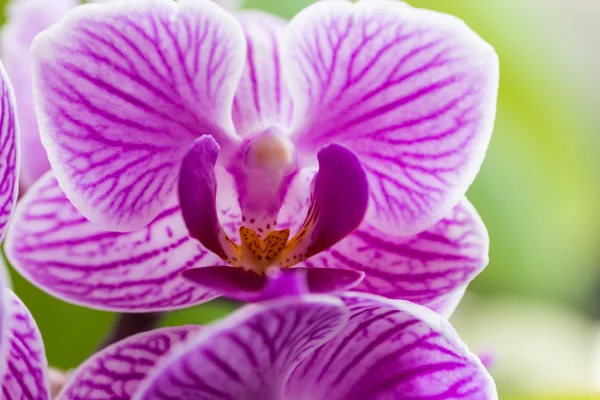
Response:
[301,198,489,306]
[232,11,293,136]
[1,0,76,188]
[133,295,347,399]
[280,144,369,266]
[32,0,246,232]
[0,62,19,242]
[283,0,499,236]
[181,266,364,301]
[0,289,50,400]
[59,326,202,400]
[286,292,497,400]
[4,172,224,312]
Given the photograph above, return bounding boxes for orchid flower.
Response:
[57,275,497,399]
[6,0,498,313]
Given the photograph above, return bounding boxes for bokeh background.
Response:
[1,0,599,399]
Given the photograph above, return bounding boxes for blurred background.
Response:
[1,0,599,399]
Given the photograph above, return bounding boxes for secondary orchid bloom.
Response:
[0,0,240,189]
[58,289,497,399]
[0,56,54,399]
[0,280,54,400]
[6,0,497,313]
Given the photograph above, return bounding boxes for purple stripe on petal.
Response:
[286,293,497,400]
[233,11,293,136]
[60,326,201,400]
[0,289,50,400]
[302,198,488,305]
[134,296,347,399]
[281,144,369,265]
[283,0,498,236]
[32,0,246,231]
[0,62,18,242]
[5,172,222,312]
[1,0,76,188]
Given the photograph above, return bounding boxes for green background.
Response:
[2,0,599,398]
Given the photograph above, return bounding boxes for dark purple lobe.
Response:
[181,266,364,302]
[179,136,225,258]
[307,144,369,254]
[282,144,369,265]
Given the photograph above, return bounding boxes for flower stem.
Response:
[98,312,163,349]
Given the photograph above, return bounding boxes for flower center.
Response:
[220,194,321,275]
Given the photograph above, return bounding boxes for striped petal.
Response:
[134,296,347,399]
[232,11,293,136]
[5,172,223,312]
[286,293,497,400]
[32,0,245,232]
[0,289,50,400]
[0,62,18,242]
[301,198,488,306]
[60,326,201,400]
[283,0,498,236]
[1,0,77,188]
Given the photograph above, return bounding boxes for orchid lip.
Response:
[180,137,368,288]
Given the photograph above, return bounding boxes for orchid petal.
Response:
[181,266,363,301]
[32,0,246,231]
[5,172,223,312]
[232,11,293,136]
[0,289,50,400]
[286,293,497,400]
[60,326,201,400]
[283,0,499,236]
[281,144,369,266]
[427,284,467,318]
[213,0,244,12]
[302,198,488,305]
[134,296,347,399]
[0,63,18,242]
[1,0,76,188]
